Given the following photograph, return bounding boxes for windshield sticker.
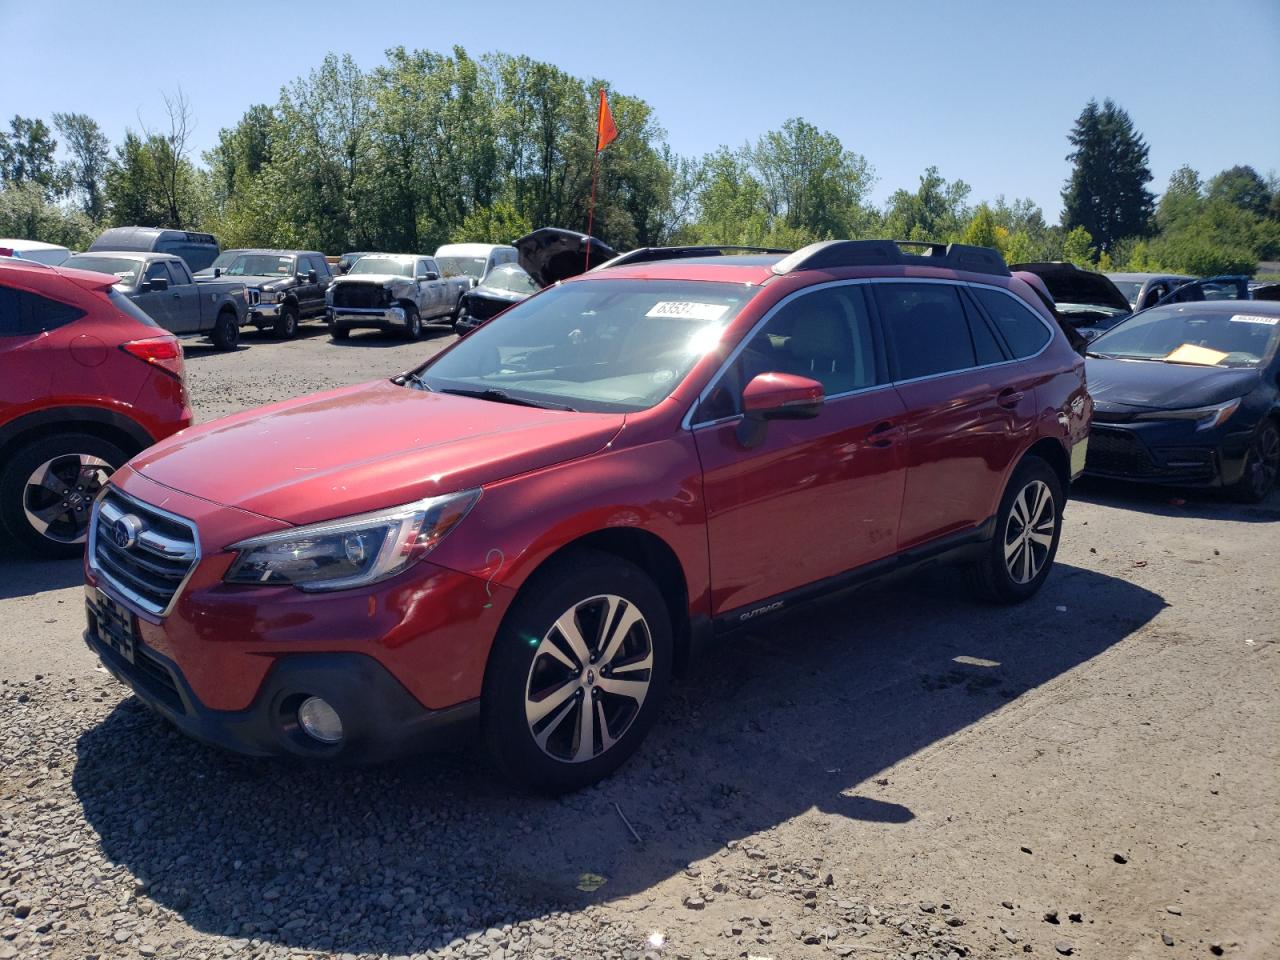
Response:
[1165,343,1229,366]
[645,301,730,322]
[1229,314,1279,326]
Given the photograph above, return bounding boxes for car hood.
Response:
[515,228,617,287]
[1012,263,1132,313]
[468,285,527,303]
[331,273,404,285]
[1086,357,1260,412]
[131,380,626,528]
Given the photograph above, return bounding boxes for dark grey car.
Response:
[213,249,332,339]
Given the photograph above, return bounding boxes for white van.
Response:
[432,243,518,287]
[0,238,71,266]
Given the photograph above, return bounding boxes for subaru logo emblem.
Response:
[112,514,144,550]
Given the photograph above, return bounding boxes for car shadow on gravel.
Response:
[71,561,1164,955]
[0,545,83,599]
[328,327,456,348]
[1073,476,1280,522]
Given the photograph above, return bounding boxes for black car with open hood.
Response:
[1082,301,1280,501]
[454,263,541,334]
[515,228,617,287]
[1012,261,1133,337]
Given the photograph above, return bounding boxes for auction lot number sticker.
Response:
[645,301,730,321]
[1229,314,1279,325]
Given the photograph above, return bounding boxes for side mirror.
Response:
[307,269,318,283]
[141,277,169,292]
[737,372,823,447]
[213,267,221,278]
[423,271,439,282]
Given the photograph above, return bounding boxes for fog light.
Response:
[297,696,343,744]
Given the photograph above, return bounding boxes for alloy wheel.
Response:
[22,454,113,545]
[524,594,653,763]
[1003,479,1055,585]
[1248,426,1280,497]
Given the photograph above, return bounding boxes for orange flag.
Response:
[596,88,618,153]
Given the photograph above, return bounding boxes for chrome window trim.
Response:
[88,488,202,620]
[682,277,1056,430]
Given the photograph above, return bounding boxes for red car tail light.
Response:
[121,336,185,381]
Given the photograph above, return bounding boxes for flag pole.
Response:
[585,147,599,273]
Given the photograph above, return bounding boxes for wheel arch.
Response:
[1023,437,1071,492]
[0,407,153,466]
[504,527,695,675]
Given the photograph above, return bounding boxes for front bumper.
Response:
[249,302,281,321]
[1084,420,1252,487]
[84,601,478,762]
[329,306,406,330]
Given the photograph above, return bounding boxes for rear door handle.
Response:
[997,388,1024,409]
[868,421,903,448]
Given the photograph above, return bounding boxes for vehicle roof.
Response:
[93,226,216,242]
[0,238,70,252]
[68,250,179,263]
[1106,272,1192,282]
[434,243,514,256]
[222,248,323,257]
[583,257,1024,288]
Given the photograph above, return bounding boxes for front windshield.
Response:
[484,265,539,295]
[224,254,296,277]
[1090,306,1280,368]
[208,250,239,271]
[64,255,142,285]
[1110,281,1142,307]
[416,279,755,412]
[436,256,487,280]
[348,256,414,277]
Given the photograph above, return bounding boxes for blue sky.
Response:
[2,0,1277,220]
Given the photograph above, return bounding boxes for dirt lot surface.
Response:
[2,324,1277,960]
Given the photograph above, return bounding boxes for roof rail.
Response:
[595,245,792,271]
[772,240,1010,278]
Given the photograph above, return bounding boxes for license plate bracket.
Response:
[89,589,138,664]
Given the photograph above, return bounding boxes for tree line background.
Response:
[2,47,1278,278]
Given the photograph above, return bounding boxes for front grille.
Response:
[332,284,384,309]
[466,295,508,322]
[1086,427,1157,476]
[91,491,198,616]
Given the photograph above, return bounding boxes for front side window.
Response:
[874,282,976,380]
[143,261,172,284]
[697,284,879,422]
[416,279,755,413]
[0,285,85,335]
[971,286,1050,359]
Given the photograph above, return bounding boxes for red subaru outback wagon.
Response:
[1,257,191,556]
[83,240,1090,791]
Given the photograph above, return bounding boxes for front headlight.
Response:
[1133,398,1242,431]
[259,290,279,303]
[225,489,480,591]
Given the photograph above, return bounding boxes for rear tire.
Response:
[967,455,1063,604]
[210,310,239,351]
[482,549,672,793]
[0,433,128,557]
[273,304,299,339]
[1229,420,1280,503]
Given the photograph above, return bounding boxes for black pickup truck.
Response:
[198,249,332,338]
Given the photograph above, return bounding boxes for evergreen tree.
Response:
[53,112,112,221]
[1061,98,1154,254]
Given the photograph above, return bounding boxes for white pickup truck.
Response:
[325,254,469,340]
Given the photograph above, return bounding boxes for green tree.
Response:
[1206,165,1272,219]
[0,116,64,200]
[1155,165,1202,231]
[53,112,111,221]
[882,166,971,241]
[960,204,1001,250]
[449,200,531,244]
[1061,225,1096,267]
[1061,98,1154,254]
[0,181,94,247]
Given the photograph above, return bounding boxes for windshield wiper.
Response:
[397,370,430,390]
[1085,351,1114,359]
[438,387,576,412]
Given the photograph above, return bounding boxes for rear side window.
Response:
[873,283,975,380]
[0,285,85,335]
[167,260,192,284]
[971,287,1051,359]
[107,289,160,328]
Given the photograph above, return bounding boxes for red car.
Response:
[82,240,1090,791]
[0,257,191,556]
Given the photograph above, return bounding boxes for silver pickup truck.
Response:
[62,251,250,350]
[325,253,469,340]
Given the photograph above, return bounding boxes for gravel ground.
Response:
[1,323,1278,959]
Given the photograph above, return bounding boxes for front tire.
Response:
[482,549,672,793]
[210,310,240,350]
[0,433,127,557]
[1229,419,1279,503]
[331,325,350,341]
[273,303,299,339]
[967,455,1063,604]
[403,305,422,340]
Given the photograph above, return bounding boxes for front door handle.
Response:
[868,421,903,448]
[997,388,1024,409]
